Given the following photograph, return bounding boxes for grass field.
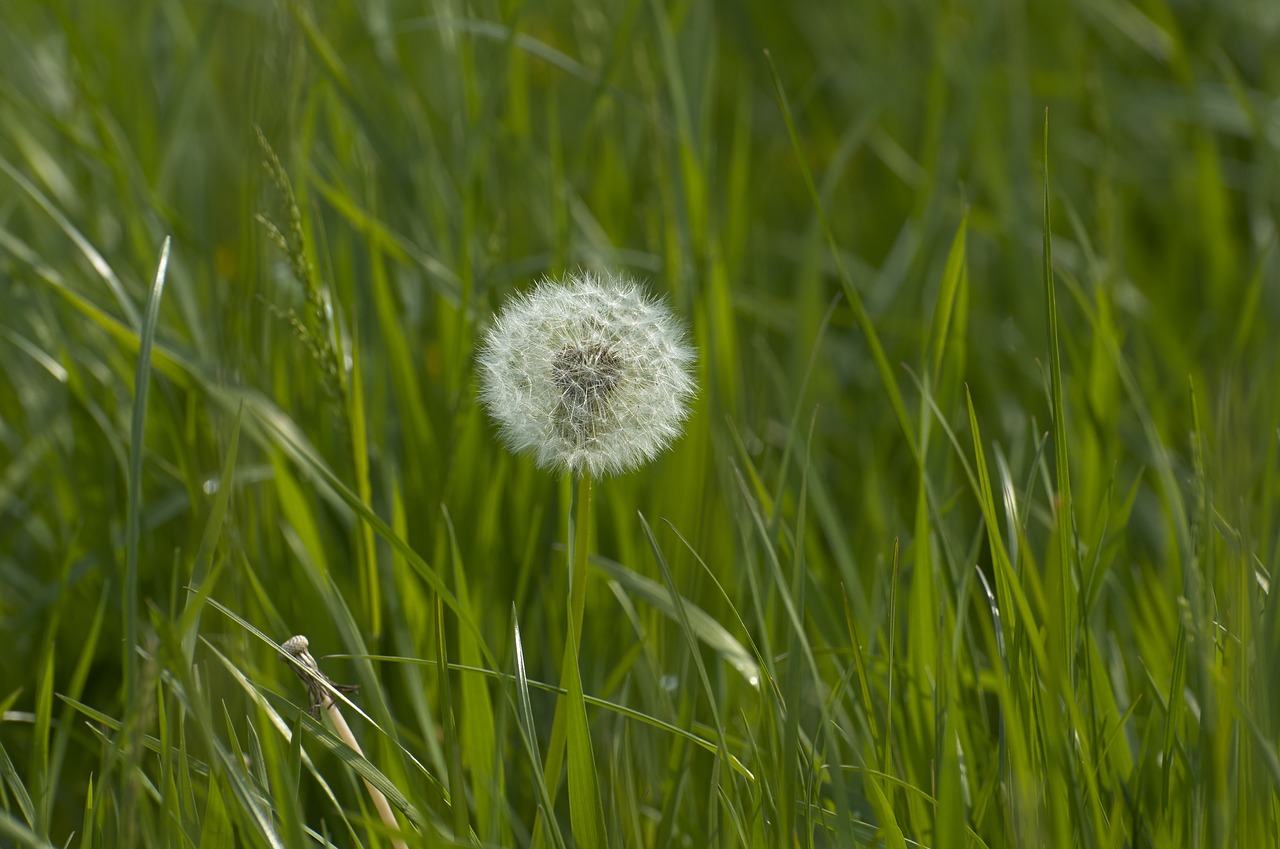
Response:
[2,1,1279,847]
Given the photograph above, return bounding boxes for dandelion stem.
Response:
[568,473,593,652]
[536,472,594,841]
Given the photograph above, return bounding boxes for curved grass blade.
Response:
[929,212,969,379]
[0,155,141,328]
[511,610,569,849]
[0,740,35,829]
[591,554,760,687]
[443,506,501,839]
[434,594,470,840]
[180,405,242,665]
[765,51,918,464]
[201,639,432,836]
[1041,111,1077,673]
[124,236,170,711]
[0,812,59,849]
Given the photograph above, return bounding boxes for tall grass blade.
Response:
[124,237,171,713]
[181,405,242,665]
[765,51,919,464]
[591,553,760,686]
[1041,111,1076,674]
[512,611,569,849]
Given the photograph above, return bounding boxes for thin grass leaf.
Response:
[764,50,919,464]
[332,652,756,779]
[562,627,608,849]
[223,388,498,670]
[30,639,53,836]
[181,404,242,665]
[346,320,382,638]
[929,212,969,379]
[123,236,171,709]
[0,155,141,328]
[443,505,501,840]
[197,777,234,849]
[0,739,36,830]
[1041,112,1077,676]
[0,812,59,849]
[591,553,760,687]
[434,594,470,840]
[638,510,731,738]
[511,611,569,849]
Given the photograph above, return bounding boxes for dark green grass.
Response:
[2,1,1279,846]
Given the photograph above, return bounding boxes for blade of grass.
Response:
[347,322,382,638]
[929,212,969,380]
[765,50,919,465]
[0,739,36,829]
[511,610,569,849]
[0,812,59,849]
[443,505,502,842]
[638,512,730,750]
[1042,110,1077,678]
[124,236,170,718]
[0,155,141,328]
[590,553,760,686]
[434,594,470,841]
[181,404,242,665]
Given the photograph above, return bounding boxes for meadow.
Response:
[2,1,1279,847]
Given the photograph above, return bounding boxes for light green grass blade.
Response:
[511,611,569,849]
[180,405,242,665]
[347,322,382,638]
[935,708,964,849]
[197,778,234,848]
[562,626,608,849]
[638,511,731,743]
[366,239,437,484]
[0,812,59,849]
[0,738,36,830]
[231,392,498,669]
[929,212,969,380]
[765,51,919,464]
[30,629,54,837]
[77,774,95,849]
[591,553,759,687]
[444,506,501,841]
[433,594,470,840]
[202,637,432,835]
[123,236,171,711]
[1041,111,1077,677]
[0,155,141,328]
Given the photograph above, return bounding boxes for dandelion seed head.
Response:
[478,270,697,477]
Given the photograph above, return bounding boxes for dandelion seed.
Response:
[478,270,697,477]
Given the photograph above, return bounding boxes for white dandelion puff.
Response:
[478,270,697,477]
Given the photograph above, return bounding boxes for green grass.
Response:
[2,1,1279,846]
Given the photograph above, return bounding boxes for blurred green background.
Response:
[2,0,1279,846]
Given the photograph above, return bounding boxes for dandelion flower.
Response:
[478,270,697,477]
